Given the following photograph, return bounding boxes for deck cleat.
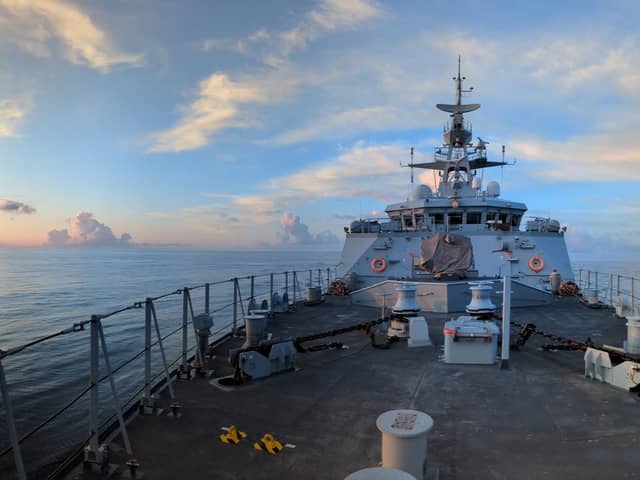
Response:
[253,433,283,454]
[219,425,247,444]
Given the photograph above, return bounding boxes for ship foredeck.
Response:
[73,296,640,480]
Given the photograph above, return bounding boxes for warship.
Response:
[337,59,573,311]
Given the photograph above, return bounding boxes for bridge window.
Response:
[467,211,482,224]
[448,213,463,225]
[432,213,444,225]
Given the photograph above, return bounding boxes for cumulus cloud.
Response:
[0,0,143,72]
[47,212,133,247]
[279,212,338,244]
[0,198,36,214]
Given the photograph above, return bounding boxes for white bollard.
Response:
[626,316,640,354]
[345,467,417,480]
[376,410,433,480]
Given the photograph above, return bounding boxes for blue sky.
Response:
[0,0,638,258]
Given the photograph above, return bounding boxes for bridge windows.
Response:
[466,211,482,224]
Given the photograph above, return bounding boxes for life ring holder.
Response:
[371,257,387,273]
[528,256,544,273]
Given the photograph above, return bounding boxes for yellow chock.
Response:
[219,425,247,445]
[253,433,283,454]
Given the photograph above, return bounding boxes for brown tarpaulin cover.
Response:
[419,232,474,278]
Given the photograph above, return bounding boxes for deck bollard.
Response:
[377,409,433,480]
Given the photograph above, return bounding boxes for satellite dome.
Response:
[411,184,432,200]
[486,181,500,197]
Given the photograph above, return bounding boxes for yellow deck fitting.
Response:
[219,425,247,445]
[253,433,283,454]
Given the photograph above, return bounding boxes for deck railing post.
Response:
[269,273,274,311]
[609,274,613,307]
[309,269,312,287]
[85,314,104,465]
[293,271,297,305]
[143,298,152,406]
[587,271,591,290]
[633,277,636,314]
[250,276,255,300]
[0,356,26,480]
[232,278,238,335]
[617,274,621,299]
[317,269,321,289]
[595,272,599,301]
[181,288,189,374]
[327,267,331,292]
[578,269,582,289]
[149,302,176,402]
[97,319,138,472]
[285,272,289,295]
[500,260,514,370]
[205,283,210,314]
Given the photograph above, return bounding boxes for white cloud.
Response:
[152,0,382,153]
[511,129,640,181]
[148,73,271,153]
[279,212,338,244]
[0,0,142,72]
[0,96,30,137]
[47,212,132,247]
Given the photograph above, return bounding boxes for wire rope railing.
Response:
[573,268,639,316]
[0,266,336,480]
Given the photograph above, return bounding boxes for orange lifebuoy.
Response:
[528,256,544,273]
[371,257,387,273]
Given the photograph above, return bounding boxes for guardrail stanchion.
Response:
[232,278,238,335]
[84,315,105,467]
[293,271,297,305]
[269,273,274,312]
[0,356,26,480]
[205,283,210,314]
[327,267,331,293]
[142,298,153,410]
[181,288,189,376]
[97,318,139,474]
[285,272,288,296]
[149,301,177,407]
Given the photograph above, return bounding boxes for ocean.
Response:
[0,248,340,478]
[0,248,639,478]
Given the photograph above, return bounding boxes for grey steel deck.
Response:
[70,296,640,480]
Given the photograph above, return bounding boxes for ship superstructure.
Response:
[337,59,573,302]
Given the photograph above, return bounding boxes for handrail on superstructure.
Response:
[0,265,338,479]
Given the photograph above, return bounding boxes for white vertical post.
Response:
[0,357,26,480]
[500,259,513,369]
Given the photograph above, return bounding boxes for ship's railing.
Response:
[0,266,337,480]
[573,269,639,316]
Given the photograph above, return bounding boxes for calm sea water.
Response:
[0,248,639,478]
[0,248,340,478]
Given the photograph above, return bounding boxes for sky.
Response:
[0,0,639,258]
